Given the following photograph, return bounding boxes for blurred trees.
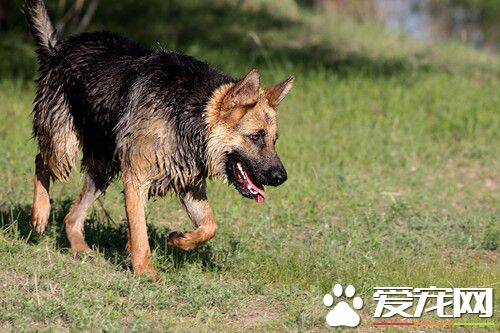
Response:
[0,0,497,51]
[55,0,100,33]
[429,0,499,49]
[0,0,99,32]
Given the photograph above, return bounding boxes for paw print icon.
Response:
[323,284,363,327]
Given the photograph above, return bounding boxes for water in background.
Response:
[377,0,498,53]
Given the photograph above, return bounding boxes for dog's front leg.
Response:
[167,185,216,251]
[123,179,159,280]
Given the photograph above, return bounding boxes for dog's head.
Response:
[206,69,294,203]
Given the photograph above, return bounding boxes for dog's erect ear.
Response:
[223,69,260,109]
[266,75,295,107]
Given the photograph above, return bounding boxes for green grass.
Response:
[0,0,499,331]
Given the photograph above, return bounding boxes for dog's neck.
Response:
[203,82,235,181]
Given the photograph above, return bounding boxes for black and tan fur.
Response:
[26,0,294,279]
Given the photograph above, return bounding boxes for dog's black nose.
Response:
[270,166,287,186]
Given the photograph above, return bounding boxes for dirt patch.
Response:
[224,295,282,330]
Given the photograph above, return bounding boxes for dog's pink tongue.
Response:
[256,194,265,204]
[239,163,266,203]
[244,171,266,203]
[249,181,265,203]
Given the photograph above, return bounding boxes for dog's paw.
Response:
[134,265,162,282]
[71,245,92,259]
[30,203,50,235]
[167,231,198,251]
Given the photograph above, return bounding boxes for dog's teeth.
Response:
[247,186,256,194]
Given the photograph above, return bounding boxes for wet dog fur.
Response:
[26,0,294,279]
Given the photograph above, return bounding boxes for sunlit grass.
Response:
[0,0,498,331]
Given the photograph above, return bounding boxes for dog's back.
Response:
[56,32,151,122]
[27,0,232,185]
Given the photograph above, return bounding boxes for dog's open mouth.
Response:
[227,154,266,203]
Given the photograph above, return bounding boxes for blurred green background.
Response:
[0,1,498,331]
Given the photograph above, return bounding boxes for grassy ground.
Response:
[0,0,499,331]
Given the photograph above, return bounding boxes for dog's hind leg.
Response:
[63,150,115,257]
[31,154,51,234]
[31,76,79,234]
[63,174,106,257]
[167,185,217,251]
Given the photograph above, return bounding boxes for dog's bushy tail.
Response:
[26,0,59,60]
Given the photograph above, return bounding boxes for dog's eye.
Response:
[247,132,266,147]
[247,130,266,146]
[248,133,261,142]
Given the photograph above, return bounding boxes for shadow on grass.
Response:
[1,0,421,80]
[0,199,227,273]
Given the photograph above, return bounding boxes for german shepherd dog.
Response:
[26,0,294,279]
